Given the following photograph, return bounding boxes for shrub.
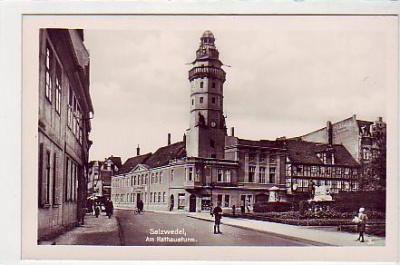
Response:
[253,202,292,213]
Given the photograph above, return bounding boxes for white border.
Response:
[1,1,400,264]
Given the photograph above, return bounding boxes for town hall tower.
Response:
[186,31,227,159]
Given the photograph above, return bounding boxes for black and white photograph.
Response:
[17,11,399,263]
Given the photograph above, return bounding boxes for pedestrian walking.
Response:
[94,205,100,218]
[356,207,368,242]
[232,205,236,217]
[106,199,114,219]
[213,202,223,234]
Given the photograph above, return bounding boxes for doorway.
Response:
[170,194,174,211]
[189,194,196,212]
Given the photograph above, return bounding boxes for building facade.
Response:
[38,29,93,240]
[111,31,363,213]
[87,156,122,198]
[299,115,386,190]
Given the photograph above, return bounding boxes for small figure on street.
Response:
[210,202,214,217]
[309,180,316,199]
[232,205,236,217]
[137,199,144,214]
[357,207,368,242]
[106,199,114,219]
[213,202,223,234]
[94,205,100,218]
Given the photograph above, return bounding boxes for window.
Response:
[195,168,200,181]
[200,82,204,88]
[303,166,311,177]
[212,97,216,104]
[200,97,203,104]
[163,192,166,203]
[55,64,62,114]
[52,153,57,204]
[249,166,255,182]
[259,167,266,183]
[67,86,73,127]
[217,194,223,206]
[155,172,159,183]
[303,179,309,188]
[311,166,318,177]
[362,148,372,160]
[158,192,161,203]
[218,169,223,182]
[269,167,276,183]
[160,172,163,184]
[170,169,174,181]
[225,170,231,182]
[191,99,194,106]
[150,192,153,202]
[45,150,51,204]
[224,195,230,207]
[212,82,216,88]
[45,46,52,102]
[188,168,193,181]
[286,164,292,177]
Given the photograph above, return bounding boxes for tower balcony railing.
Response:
[189,66,226,82]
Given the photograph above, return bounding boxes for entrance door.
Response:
[136,193,141,204]
[189,194,196,212]
[170,195,174,211]
[240,195,246,213]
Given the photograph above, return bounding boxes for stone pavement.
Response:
[49,207,385,247]
[53,212,121,245]
[185,211,385,247]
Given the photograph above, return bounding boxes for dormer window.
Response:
[318,152,335,165]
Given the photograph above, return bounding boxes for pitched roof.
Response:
[283,140,359,167]
[237,138,284,149]
[107,156,122,168]
[116,153,152,175]
[145,141,186,168]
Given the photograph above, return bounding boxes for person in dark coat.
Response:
[106,199,114,219]
[357,207,368,242]
[232,205,236,217]
[137,199,144,214]
[213,203,223,234]
[94,205,100,218]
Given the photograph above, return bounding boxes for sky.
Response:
[84,15,397,162]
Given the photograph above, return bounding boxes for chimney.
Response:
[168,133,171,145]
[378,117,383,122]
[136,145,140,156]
[183,133,186,144]
[327,121,333,145]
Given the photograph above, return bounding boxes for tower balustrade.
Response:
[188,66,226,82]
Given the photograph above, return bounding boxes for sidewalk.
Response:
[185,212,386,247]
[52,213,121,245]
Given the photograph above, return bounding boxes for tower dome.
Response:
[202,30,215,39]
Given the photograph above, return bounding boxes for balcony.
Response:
[189,67,226,82]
